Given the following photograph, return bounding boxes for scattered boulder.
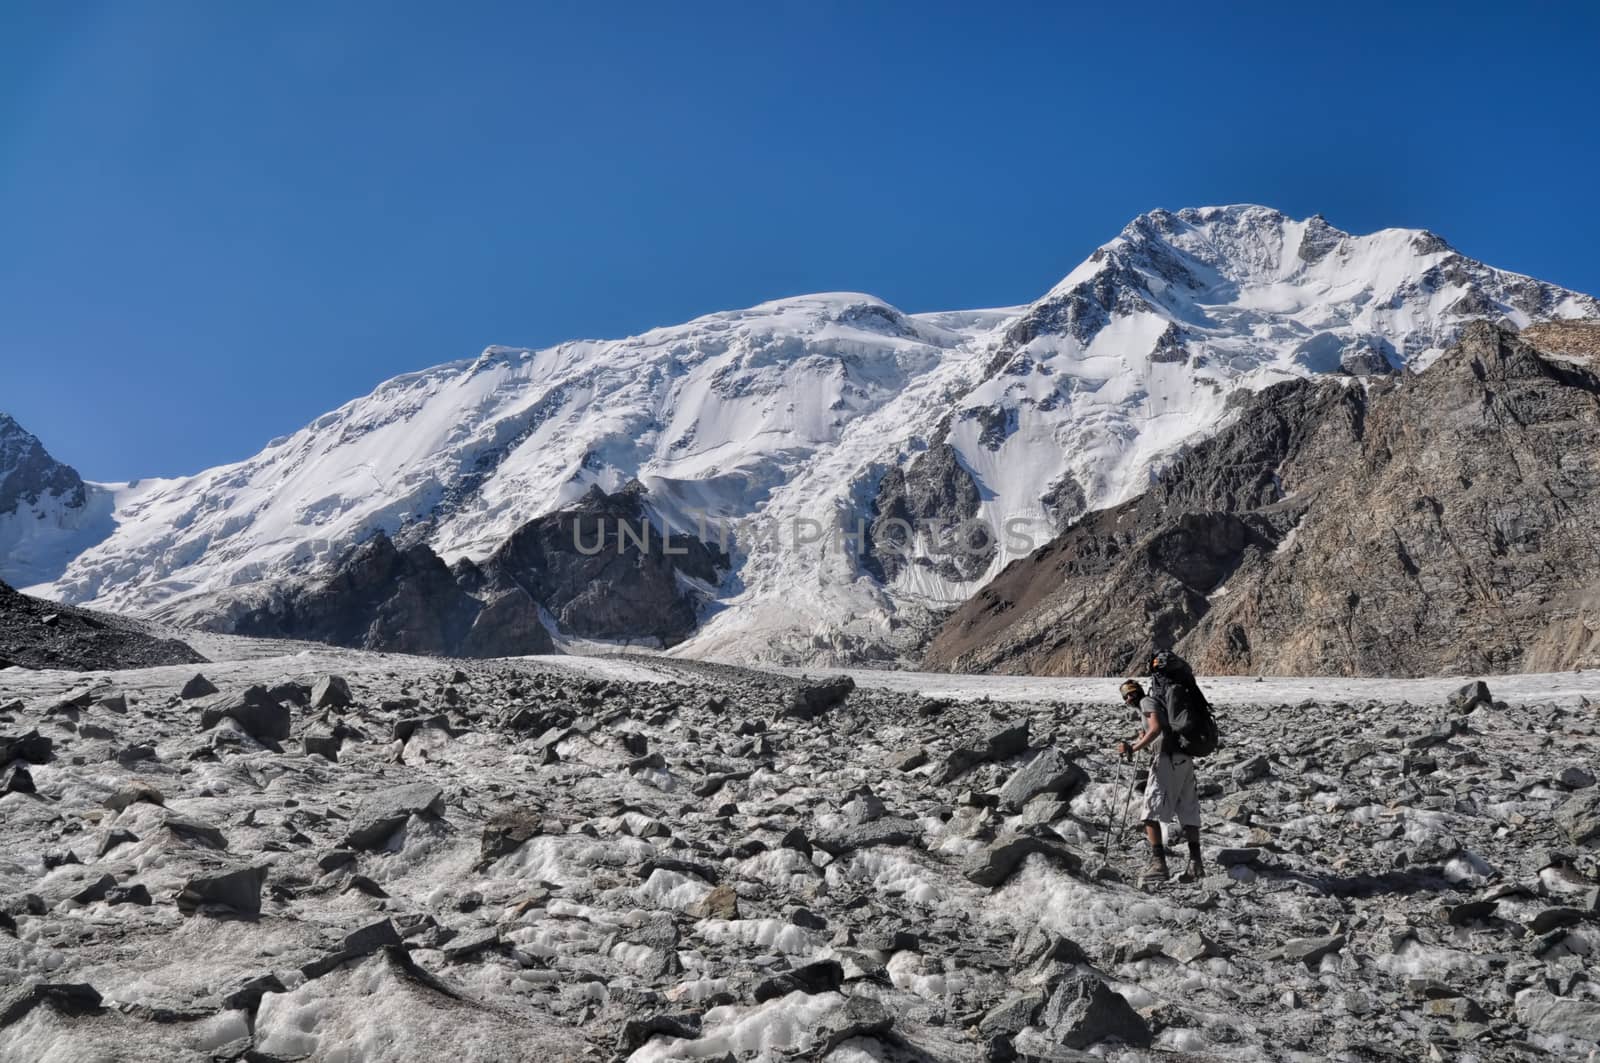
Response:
[1,764,34,795]
[1037,973,1151,1048]
[1274,933,1346,968]
[479,808,542,866]
[0,982,102,1027]
[0,730,52,765]
[176,865,268,918]
[1515,990,1600,1044]
[754,959,844,1002]
[939,719,1030,783]
[691,884,740,920]
[964,833,1082,887]
[341,783,446,850]
[199,686,290,743]
[998,747,1088,811]
[311,675,353,709]
[812,817,920,856]
[103,782,164,812]
[1554,790,1600,847]
[179,674,219,700]
[785,676,855,720]
[1232,754,1271,785]
[1448,680,1493,713]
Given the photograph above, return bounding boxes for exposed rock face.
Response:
[233,483,726,656]
[0,578,205,672]
[925,322,1600,676]
[233,531,488,656]
[479,481,725,644]
[864,442,993,583]
[0,414,114,588]
[0,414,85,517]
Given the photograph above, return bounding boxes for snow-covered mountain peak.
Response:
[30,206,1600,666]
[0,413,115,588]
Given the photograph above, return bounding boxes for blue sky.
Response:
[3,1,1598,480]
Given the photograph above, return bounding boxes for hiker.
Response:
[1116,676,1204,884]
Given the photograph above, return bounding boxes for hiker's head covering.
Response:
[1149,650,1172,674]
[1120,679,1143,701]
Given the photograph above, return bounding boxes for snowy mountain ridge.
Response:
[29,205,1600,664]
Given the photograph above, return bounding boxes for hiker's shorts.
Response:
[1140,752,1201,828]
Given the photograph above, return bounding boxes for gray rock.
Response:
[199,686,290,743]
[0,729,52,764]
[998,746,1088,811]
[1449,681,1493,713]
[0,982,102,1027]
[1554,790,1600,847]
[617,1013,702,1054]
[179,674,219,700]
[979,990,1046,1038]
[964,833,1082,887]
[940,719,1030,782]
[785,676,855,720]
[812,817,920,856]
[2,764,34,795]
[1515,990,1600,1044]
[176,865,268,918]
[104,782,164,812]
[311,675,353,709]
[1232,754,1271,785]
[479,808,541,866]
[342,783,446,850]
[1275,933,1346,968]
[1559,765,1597,789]
[303,733,342,760]
[1038,973,1151,1048]
[1215,847,1261,867]
[815,995,894,1054]
[754,959,844,1002]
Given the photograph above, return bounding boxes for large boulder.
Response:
[1037,973,1151,1049]
[1554,790,1600,847]
[341,783,446,850]
[963,833,1082,887]
[177,865,268,918]
[939,719,1029,783]
[199,686,290,743]
[785,676,855,721]
[179,674,219,700]
[998,747,1088,811]
[311,675,353,709]
[1515,990,1600,1044]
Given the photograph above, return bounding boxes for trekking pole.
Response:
[1100,750,1138,867]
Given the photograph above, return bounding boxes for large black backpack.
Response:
[1149,650,1220,758]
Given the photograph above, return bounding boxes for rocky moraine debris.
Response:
[1,656,1599,1061]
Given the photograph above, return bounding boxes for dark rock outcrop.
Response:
[0,579,206,672]
[925,322,1600,677]
[233,482,726,656]
[864,443,993,583]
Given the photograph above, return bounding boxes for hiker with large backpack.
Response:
[1114,650,1219,885]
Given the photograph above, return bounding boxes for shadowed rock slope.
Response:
[232,483,725,657]
[0,579,206,671]
[925,321,1600,677]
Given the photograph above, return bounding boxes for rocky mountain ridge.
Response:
[0,415,115,589]
[925,320,1600,677]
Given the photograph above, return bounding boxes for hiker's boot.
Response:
[1141,855,1169,885]
[1178,859,1203,883]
